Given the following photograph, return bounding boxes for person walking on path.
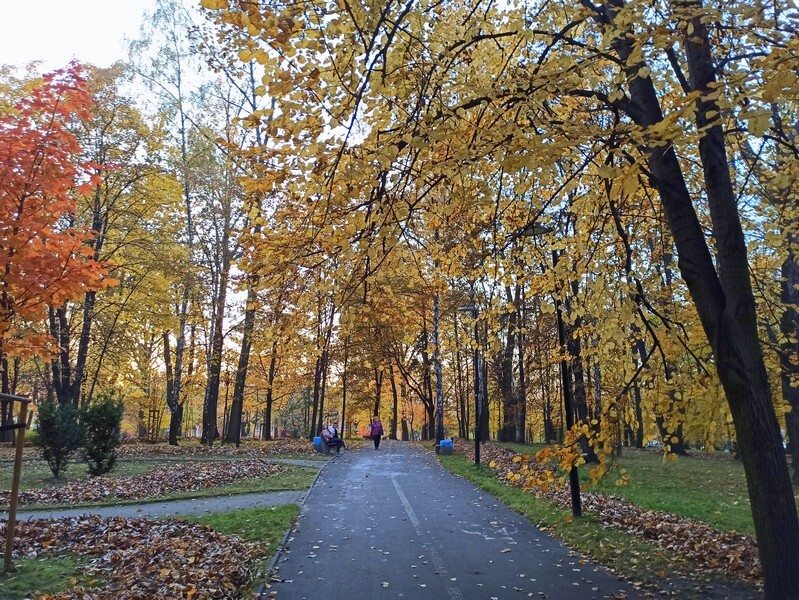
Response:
[265,441,640,600]
[370,416,384,449]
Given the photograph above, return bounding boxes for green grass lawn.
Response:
[579,449,757,535]
[0,554,98,599]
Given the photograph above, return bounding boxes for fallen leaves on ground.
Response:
[3,515,263,599]
[0,459,285,506]
[0,438,318,461]
[456,441,761,583]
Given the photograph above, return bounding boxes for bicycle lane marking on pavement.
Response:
[392,474,465,600]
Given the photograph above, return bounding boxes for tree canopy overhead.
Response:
[202,0,799,595]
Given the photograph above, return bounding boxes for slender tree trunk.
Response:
[225,284,258,445]
[434,293,445,444]
[342,336,349,437]
[388,363,398,440]
[202,258,230,446]
[310,354,322,440]
[454,310,467,439]
[499,286,517,442]
[516,287,527,443]
[565,283,599,462]
[373,364,383,420]
[263,343,278,441]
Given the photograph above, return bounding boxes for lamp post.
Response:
[458,304,482,466]
[515,222,582,518]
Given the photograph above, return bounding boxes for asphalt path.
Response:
[266,440,638,600]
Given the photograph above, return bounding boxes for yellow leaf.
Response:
[201,0,229,9]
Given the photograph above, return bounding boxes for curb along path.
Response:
[265,441,638,600]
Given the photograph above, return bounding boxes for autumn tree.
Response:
[0,64,110,423]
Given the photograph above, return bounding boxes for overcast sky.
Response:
[0,0,159,71]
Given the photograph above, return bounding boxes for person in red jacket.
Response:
[370,416,384,449]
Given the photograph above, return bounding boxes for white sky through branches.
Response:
[0,0,159,71]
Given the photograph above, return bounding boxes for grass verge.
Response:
[0,553,98,599]
[440,453,761,598]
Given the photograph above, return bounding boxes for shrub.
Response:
[80,392,125,476]
[35,399,83,479]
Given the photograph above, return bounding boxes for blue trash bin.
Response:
[439,439,453,455]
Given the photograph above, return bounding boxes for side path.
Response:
[264,441,639,600]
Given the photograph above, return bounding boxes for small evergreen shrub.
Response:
[80,392,125,477]
[35,399,83,479]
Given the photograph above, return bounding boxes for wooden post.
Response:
[3,395,29,573]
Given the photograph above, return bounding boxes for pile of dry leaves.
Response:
[118,439,316,458]
[0,438,318,462]
[458,442,761,582]
[0,459,285,506]
[4,515,262,599]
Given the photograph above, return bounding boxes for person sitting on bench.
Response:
[321,423,345,454]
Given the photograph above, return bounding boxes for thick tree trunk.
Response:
[781,239,799,484]
[596,1,799,590]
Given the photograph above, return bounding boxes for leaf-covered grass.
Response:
[440,454,760,597]
[0,553,97,599]
[498,443,799,536]
[0,459,169,491]
[185,504,300,595]
[16,464,318,511]
[155,464,318,503]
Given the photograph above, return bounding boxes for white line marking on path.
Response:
[392,476,465,600]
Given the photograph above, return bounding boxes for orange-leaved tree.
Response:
[0,64,111,402]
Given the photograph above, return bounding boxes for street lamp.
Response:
[517,222,582,517]
[458,304,482,466]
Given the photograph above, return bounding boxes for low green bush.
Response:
[34,399,83,479]
[80,392,125,477]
